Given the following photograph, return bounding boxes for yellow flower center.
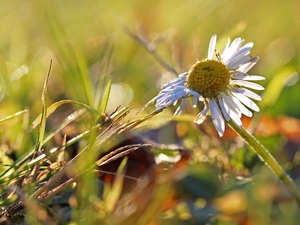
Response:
[187,59,230,98]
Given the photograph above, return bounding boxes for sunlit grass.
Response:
[1,0,300,224]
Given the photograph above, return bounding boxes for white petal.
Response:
[227,112,243,127]
[227,93,253,117]
[241,42,254,50]
[209,99,225,137]
[155,90,178,102]
[229,37,244,51]
[226,43,253,68]
[238,57,259,73]
[222,38,244,64]
[227,110,243,127]
[161,73,187,90]
[230,55,252,70]
[186,89,201,97]
[159,85,186,94]
[217,96,231,121]
[174,97,188,115]
[230,80,264,90]
[194,103,209,124]
[220,95,243,127]
[232,73,265,81]
[221,94,242,118]
[221,38,231,59]
[231,87,262,101]
[179,72,187,77]
[231,92,260,112]
[208,35,217,59]
[228,38,243,51]
[199,96,205,102]
[155,88,187,108]
[192,95,198,107]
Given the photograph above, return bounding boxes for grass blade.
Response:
[0,110,27,125]
[34,60,52,153]
[98,77,112,117]
[31,100,99,129]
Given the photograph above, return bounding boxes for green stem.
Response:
[227,119,300,207]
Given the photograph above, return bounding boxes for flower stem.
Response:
[227,119,300,207]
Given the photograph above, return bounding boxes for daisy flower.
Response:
[153,35,265,136]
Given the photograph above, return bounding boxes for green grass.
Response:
[1,0,300,224]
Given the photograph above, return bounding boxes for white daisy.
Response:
[153,34,264,137]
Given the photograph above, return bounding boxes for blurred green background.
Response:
[1,1,300,224]
[1,0,299,118]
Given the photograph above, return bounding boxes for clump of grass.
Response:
[1,1,300,224]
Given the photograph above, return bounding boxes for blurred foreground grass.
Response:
[1,0,300,224]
